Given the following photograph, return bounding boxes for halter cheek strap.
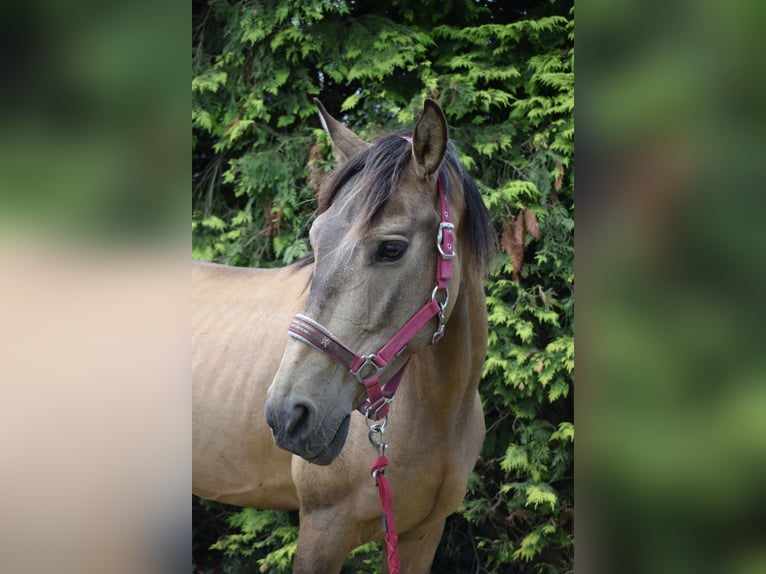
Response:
[287,176,455,421]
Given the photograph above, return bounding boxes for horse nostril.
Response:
[285,399,315,438]
[266,396,317,445]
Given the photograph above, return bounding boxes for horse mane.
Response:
[315,133,495,278]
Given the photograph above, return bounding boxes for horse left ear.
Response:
[412,99,448,178]
[313,98,371,163]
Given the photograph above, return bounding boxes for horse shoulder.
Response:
[192,261,310,508]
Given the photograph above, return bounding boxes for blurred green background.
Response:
[578,0,766,572]
[0,0,187,241]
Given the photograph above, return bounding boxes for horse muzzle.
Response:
[265,395,351,465]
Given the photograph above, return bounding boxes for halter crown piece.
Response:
[287,142,456,421]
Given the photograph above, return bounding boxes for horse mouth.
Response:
[306,414,351,466]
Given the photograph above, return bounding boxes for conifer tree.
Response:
[193,1,573,571]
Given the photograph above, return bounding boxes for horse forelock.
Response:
[317,134,411,225]
[315,133,495,280]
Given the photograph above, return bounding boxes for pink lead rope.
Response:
[371,455,400,573]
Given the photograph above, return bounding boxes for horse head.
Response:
[265,99,470,465]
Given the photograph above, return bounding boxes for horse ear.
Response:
[313,98,370,163]
[412,99,448,178]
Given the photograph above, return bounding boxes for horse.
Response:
[192,98,494,573]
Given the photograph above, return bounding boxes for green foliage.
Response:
[210,509,298,572]
[193,0,573,572]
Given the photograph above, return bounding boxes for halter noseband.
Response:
[287,172,455,421]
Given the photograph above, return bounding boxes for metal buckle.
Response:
[436,221,456,260]
[352,354,382,383]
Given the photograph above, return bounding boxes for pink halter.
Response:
[287,174,455,421]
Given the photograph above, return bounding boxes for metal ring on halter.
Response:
[365,413,388,432]
[431,285,449,309]
[352,353,383,383]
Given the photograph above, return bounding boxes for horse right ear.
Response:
[313,98,370,163]
[411,99,448,178]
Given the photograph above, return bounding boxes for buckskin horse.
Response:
[193,98,494,573]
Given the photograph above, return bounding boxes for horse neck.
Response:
[402,272,487,427]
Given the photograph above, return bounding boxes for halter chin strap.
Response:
[287,176,455,421]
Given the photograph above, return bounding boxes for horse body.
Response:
[192,261,307,508]
[193,99,493,573]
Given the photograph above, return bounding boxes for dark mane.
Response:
[317,134,495,276]
[443,147,496,276]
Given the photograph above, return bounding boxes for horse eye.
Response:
[376,241,408,262]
